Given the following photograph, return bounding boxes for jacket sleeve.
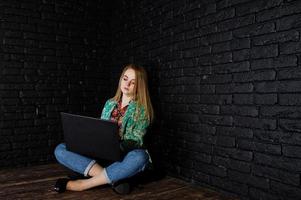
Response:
[100,100,110,119]
[120,115,149,153]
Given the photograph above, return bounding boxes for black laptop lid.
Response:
[60,112,120,161]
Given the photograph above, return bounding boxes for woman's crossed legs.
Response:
[54,143,149,191]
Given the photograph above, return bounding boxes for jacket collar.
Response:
[110,99,137,136]
[111,99,135,107]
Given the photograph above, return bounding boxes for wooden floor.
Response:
[0,163,239,200]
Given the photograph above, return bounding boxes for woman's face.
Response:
[120,68,136,97]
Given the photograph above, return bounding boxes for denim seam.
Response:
[103,168,112,184]
[84,160,96,177]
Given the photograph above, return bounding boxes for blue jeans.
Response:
[54,143,149,184]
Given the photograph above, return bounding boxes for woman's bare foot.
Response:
[66,179,85,191]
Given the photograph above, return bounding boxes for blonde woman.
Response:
[54,64,154,194]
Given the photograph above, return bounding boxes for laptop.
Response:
[60,112,121,161]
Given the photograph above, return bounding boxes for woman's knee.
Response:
[54,143,66,160]
[127,149,149,168]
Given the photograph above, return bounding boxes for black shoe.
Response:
[54,178,70,193]
[112,182,131,195]
[67,172,89,180]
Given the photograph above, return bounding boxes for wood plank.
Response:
[0,164,239,200]
[0,163,67,186]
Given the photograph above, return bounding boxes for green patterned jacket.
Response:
[100,98,150,150]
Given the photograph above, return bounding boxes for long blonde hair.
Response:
[112,64,154,123]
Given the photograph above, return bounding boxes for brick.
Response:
[217,0,250,9]
[23,32,55,41]
[212,61,250,74]
[279,94,301,105]
[182,60,199,68]
[261,105,301,118]
[211,176,249,195]
[235,0,282,16]
[179,39,199,49]
[276,13,301,31]
[171,94,200,103]
[189,104,219,114]
[21,24,36,32]
[199,85,215,94]
[283,145,301,158]
[173,113,199,123]
[182,85,200,94]
[279,80,301,92]
[271,180,301,199]
[212,42,231,53]
[183,46,211,57]
[2,22,21,30]
[220,105,258,117]
[211,52,232,64]
[233,49,250,62]
[194,161,227,177]
[199,24,217,36]
[233,22,275,38]
[253,30,299,46]
[254,152,301,171]
[249,187,284,200]
[200,73,232,84]
[3,14,27,24]
[237,139,281,155]
[204,31,233,44]
[2,68,21,75]
[189,124,216,135]
[217,14,255,32]
[254,94,277,105]
[4,30,22,38]
[194,152,212,164]
[278,67,301,80]
[216,127,253,138]
[216,83,253,93]
[216,135,235,147]
[253,164,300,186]
[4,7,39,17]
[199,133,217,145]
[193,171,210,184]
[234,116,277,130]
[280,132,301,146]
[198,55,212,65]
[2,45,24,54]
[251,55,297,70]
[3,38,25,46]
[199,8,234,26]
[233,70,276,82]
[199,114,233,126]
[233,94,253,105]
[251,44,278,59]
[214,7,235,23]
[203,3,216,16]
[257,0,301,22]
[280,41,301,55]
[200,94,232,105]
[279,119,301,133]
[229,170,270,190]
[231,38,250,50]
[213,156,251,173]
[186,142,212,154]
[1,75,25,83]
[254,81,279,93]
[214,146,253,161]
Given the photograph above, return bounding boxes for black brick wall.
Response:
[0,1,111,167]
[108,0,301,199]
[2,0,301,199]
